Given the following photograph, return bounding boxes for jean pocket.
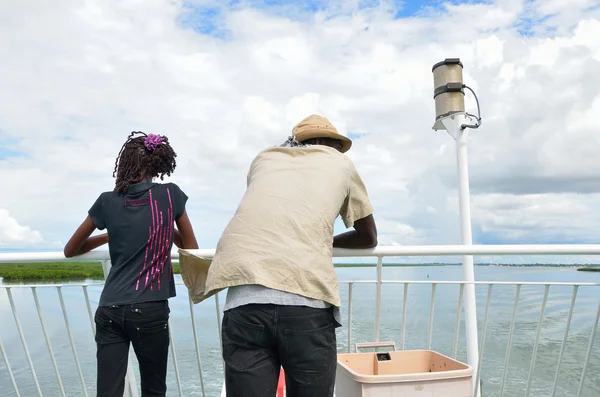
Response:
[134,318,170,354]
[222,310,267,371]
[136,321,169,334]
[94,309,123,344]
[283,322,337,385]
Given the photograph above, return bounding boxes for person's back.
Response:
[94,181,186,305]
[212,144,368,304]
[205,115,377,397]
[64,132,198,397]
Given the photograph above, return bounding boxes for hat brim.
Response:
[294,130,352,153]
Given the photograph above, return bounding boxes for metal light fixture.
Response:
[432,58,481,135]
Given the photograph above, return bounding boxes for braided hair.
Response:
[112,131,177,193]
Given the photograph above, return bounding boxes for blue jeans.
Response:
[222,304,337,397]
[94,300,170,397]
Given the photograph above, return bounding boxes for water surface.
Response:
[1,265,599,396]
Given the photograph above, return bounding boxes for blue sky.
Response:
[179,0,494,37]
[0,148,22,160]
[0,138,24,160]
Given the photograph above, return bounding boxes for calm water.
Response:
[1,265,599,397]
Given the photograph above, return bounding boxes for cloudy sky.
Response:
[1,0,600,263]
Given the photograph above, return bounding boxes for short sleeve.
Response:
[339,161,374,228]
[88,194,106,230]
[169,183,188,220]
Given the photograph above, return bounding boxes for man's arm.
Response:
[64,216,108,257]
[333,214,377,249]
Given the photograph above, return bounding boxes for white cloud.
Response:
[0,209,44,247]
[1,0,600,262]
[472,193,600,243]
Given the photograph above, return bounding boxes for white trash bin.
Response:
[336,342,473,397]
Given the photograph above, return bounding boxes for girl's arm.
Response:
[64,216,108,258]
[175,210,198,249]
[174,229,183,248]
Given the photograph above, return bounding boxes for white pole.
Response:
[443,114,480,396]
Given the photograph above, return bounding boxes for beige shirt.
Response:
[204,145,373,307]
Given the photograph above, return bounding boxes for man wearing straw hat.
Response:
[205,114,377,397]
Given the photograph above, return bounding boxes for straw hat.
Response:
[292,114,352,153]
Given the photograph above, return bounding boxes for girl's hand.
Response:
[64,216,108,257]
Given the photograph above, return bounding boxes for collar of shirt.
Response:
[127,182,156,195]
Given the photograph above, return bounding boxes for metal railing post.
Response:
[347,283,354,353]
[0,323,21,397]
[31,287,66,397]
[577,297,600,397]
[6,287,43,397]
[374,256,383,342]
[188,295,207,397]
[401,283,408,350]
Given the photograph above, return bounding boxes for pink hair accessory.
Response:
[144,133,163,151]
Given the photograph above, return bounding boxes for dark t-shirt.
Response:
[89,182,188,306]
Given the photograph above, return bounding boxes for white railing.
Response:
[5,244,600,262]
[1,245,600,397]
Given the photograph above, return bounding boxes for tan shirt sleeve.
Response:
[246,155,259,187]
[340,161,374,228]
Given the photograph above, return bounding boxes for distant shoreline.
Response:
[1,261,599,282]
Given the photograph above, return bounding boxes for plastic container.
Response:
[336,342,473,397]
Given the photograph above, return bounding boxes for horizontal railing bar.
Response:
[3,244,600,262]
[382,281,600,286]
[0,283,105,288]
[3,280,600,289]
[0,280,376,289]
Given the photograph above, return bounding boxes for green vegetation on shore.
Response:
[577,267,600,272]
[0,262,424,281]
[0,262,105,281]
[0,262,183,281]
[333,263,434,267]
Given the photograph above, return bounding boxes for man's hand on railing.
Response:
[333,214,378,249]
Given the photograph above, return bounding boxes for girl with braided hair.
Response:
[64,131,198,397]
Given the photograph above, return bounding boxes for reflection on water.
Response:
[0,266,599,396]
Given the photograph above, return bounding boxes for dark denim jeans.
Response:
[222,304,337,397]
[95,300,170,397]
